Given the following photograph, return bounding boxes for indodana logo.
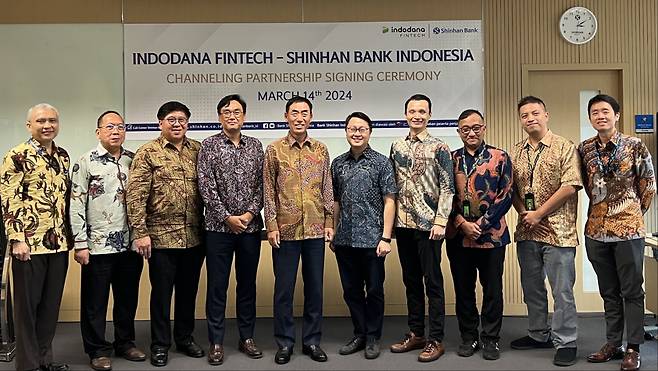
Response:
[382,26,389,33]
[383,25,427,38]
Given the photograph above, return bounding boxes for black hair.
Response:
[157,101,191,120]
[404,94,432,113]
[217,94,247,114]
[344,111,372,130]
[588,94,620,114]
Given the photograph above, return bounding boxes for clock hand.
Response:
[577,20,587,27]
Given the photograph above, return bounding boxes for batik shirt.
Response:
[331,147,397,248]
[70,143,134,254]
[512,130,583,247]
[126,136,202,249]
[263,133,333,241]
[0,138,72,254]
[390,129,454,231]
[578,133,656,242]
[446,143,513,248]
[197,131,264,233]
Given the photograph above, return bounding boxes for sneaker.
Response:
[482,341,500,360]
[339,337,366,355]
[364,338,380,360]
[510,335,553,350]
[457,340,480,357]
[553,347,577,367]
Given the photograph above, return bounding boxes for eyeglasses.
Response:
[458,125,484,135]
[347,127,369,134]
[164,117,188,126]
[289,110,310,119]
[99,124,126,132]
[220,109,243,118]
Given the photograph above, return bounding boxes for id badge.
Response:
[462,200,471,218]
[524,192,536,211]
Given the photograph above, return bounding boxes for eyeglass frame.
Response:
[457,124,485,135]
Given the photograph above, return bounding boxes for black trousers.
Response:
[205,231,261,345]
[148,246,205,350]
[80,251,144,358]
[12,252,68,371]
[334,246,385,340]
[446,240,506,342]
[395,227,445,341]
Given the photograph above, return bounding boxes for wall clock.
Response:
[559,6,598,45]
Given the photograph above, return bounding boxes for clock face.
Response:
[560,6,598,45]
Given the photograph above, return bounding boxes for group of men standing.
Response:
[0,92,654,371]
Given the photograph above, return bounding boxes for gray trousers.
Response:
[585,237,645,346]
[517,241,577,349]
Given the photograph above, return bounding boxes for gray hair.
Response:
[26,103,59,122]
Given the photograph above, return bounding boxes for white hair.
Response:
[26,103,59,121]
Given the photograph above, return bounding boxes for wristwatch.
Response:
[380,237,392,243]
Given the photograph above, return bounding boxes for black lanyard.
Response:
[526,144,545,190]
[595,134,621,176]
[462,147,486,195]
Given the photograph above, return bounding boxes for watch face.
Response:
[560,6,598,44]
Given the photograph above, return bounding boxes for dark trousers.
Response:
[334,247,385,340]
[585,237,646,346]
[272,238,324,348]
[395,227,445,341]
[148,246,205,350]
[205,231,261,344]
[446,240,506,342]
[12,252,68,371]
[80,251,144,358]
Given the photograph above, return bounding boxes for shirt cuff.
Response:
[433,216,448,227]
[74,241,89,250]
[324,216,334,229]
[8,232,25,243]
[265,220,279,233]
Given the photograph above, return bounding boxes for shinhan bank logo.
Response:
[382,26,389,33]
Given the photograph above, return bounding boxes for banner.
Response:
[124,21,483,140]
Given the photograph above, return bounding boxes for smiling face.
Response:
[159,110,189,143]
[457,113,486,150]
[27,107,60,146]
[96,112,125,154]
[285,101,313,139]
[219,99,245,135]
[588,101,619,134]
[405,99,431,134]
[518,102,549,137]
[345,117,371,152]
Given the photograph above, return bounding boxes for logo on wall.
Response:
[383,24,428,38]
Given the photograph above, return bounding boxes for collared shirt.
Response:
[390,129,455,231]
[198,131,264,233]
[263,133,333,241]
[70,143,134,254]
[578,133,656,242]
[446,143,513,248]
[512,130,583,247]
[126,135,203,249]
[331,146,397,248]
[0,138,72,254]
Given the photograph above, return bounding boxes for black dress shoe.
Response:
[176,339,205,358]
[40,363,70,371]
[302,344,328,362]
[150,348,168,367]
[275,346,293,364]
[339,337,366,355]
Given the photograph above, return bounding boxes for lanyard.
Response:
[462,147,486,195]
[525,144,545,190]
[595,134,621,175]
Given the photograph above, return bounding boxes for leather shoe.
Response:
[390,332,426,353]
[339,337,366,355]
[40,363,70,371]
[239,338,263,359]
[553,347,577,366]
[176,339,205,358]
[586,343,625,363]
[121,347,146,362]
[275,346,292,364]
[150,348,168,367]
[208,344,224,366]
[510,335,553,350]
[418,340,445,362]
[302,344,328,362]
[620,349,641,371]
[90,357,111,371]
[364,338,380,360]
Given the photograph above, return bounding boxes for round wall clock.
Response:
[559,6,598,45]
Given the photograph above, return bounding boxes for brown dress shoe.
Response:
[418,340,445,362]
[208,344,224,366]
[586,343,625,363]
[621,349,640,371]
[239,338,263,359]
[122,347,146,362]
[390,332,426,353]
[90,356,112,371]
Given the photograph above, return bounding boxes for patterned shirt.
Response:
[578,133,656,242]
[331,147,397,248]
[126,136,203,249]
[198,131,264,233]
[263,133,333,241]
[512,130,583,247]
[446,143,513,248]
[70,143,134,254]
[390,129,455,231]
[0,138,72,254]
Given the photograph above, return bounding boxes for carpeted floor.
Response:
[0,315,656,370]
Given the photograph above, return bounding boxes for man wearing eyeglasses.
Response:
[330,112,396,360]
[126,101,205,367]
[263,96,333,364]
[70,111,146,371]
[389,94,454,363]
[445,109,512,361]
[197,95,264,365]
[1,103,72,371]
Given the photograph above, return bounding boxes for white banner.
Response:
[124,21,483,140]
